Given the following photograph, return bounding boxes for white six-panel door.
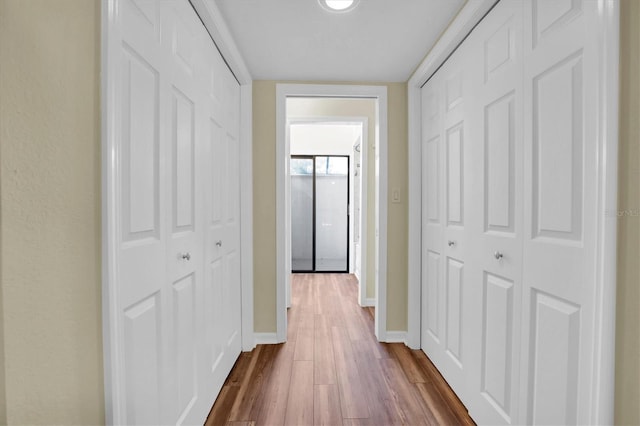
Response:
[466,2,524,424]
[421,1,605,424]
[420,37,474,408]
[520,1,599,424]
[106,0,242,423]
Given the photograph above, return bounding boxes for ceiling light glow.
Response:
[326,0,353,10]
[319,0,359,13]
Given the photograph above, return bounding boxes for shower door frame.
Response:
[291,154,350,273]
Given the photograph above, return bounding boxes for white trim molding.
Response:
[362,298,376,308]
[239,83,255,352]
[384,331,408,344]
[276,84,388,343]
[590,0,620,423]
[406,0,498,350]
[189,0,252,85]
[101,1,119,422]
[254,333,280,345]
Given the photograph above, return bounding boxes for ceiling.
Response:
[212,0,466,82]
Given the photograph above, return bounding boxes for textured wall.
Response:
[0,0,104,423]
[252,81,408,332]
[615,1,640,424]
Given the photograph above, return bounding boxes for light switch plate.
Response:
[392,188,400,203]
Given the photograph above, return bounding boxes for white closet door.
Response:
[116,0,170,422]
[421,70,444,362]
[466,1,524,424]
[520,1,599,424]
[110,0,242,423]
[163,2,208,423]
[202,37,243,406]
[421,38,474,407]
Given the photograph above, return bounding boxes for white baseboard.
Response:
[254,332,280,345]
[361,297,375,307]
[385,331,407,344]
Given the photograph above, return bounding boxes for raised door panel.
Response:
[224,253,242,346]
[485,92,516,235]
[526,291,580,425]
[226,133,240,226]
[122,47,160,242]
[485,18,516,83]
[172,274,198,422]
[122,0,161,45]
[532,53,583,242]
[205,258,224,372]
[446,258,464,365]
[425,136,441,224]
[446,123,464,226]
[446,72,463,112]
[425,250,441,343]
[481,273,515,423]
[171,88,196,232]
[169,1,198,76]
[123,294,162,425]
[209,120,225,228]
[532,0,582,48]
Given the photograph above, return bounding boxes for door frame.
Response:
[406,0,620,422]
[288,116,369,306]
[276,84,388,342]
[101,0,254,422]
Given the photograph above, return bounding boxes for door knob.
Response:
[494,251,503,260]
[216,240,223,247]
[448,240,456,247]
[181,253,191,261]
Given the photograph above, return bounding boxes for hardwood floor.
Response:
[205,274,475,426]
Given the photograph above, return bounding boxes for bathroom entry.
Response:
[291,155,349,272]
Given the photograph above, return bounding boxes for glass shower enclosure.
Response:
[291,155,349,272]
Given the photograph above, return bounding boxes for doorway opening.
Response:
[276,84,389,343]
[291,155,350,273]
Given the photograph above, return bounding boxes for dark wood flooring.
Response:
[205,273,475,425]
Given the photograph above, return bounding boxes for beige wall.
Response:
[0,0,104,423]
[615,1,640,424]
[253,81,408,332]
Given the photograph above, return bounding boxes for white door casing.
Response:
[416,0,619,424]
[275,84,388,343]
[102,0,243,423]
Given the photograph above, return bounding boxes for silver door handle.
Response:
[494,251,503,260]
[448,240,456,247]
[216,240,222,247]
[181,253,191,261]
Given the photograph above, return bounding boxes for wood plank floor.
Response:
[206,274,475,426]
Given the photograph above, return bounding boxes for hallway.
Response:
[206,274,474,425]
